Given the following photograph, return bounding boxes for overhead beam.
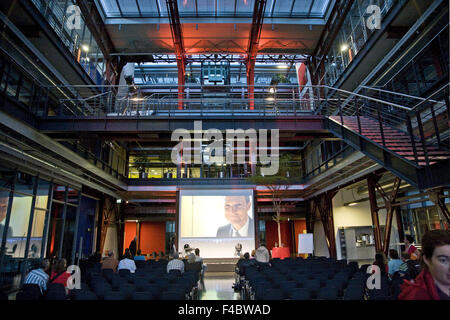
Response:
[246,0,267,110]
[166,0,186,110]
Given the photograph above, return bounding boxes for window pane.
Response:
[27,209,47,259]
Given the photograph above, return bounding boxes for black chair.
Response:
[72,290,98,300]
[92,283,111,300]
[290,288,311,300]
[261,289,284,300]
[104,291,126,300]
[102,268,114,283]
[160,291,184,300]
[16,284,42,300]
[279,281,297,299]
[118,269,131,278]
[135,260,146,269]
[303,280,320,299]
[132,292,153,300]
[317,286,339,300]
[45,283,67,300]
[119,283,135,300]
[343,286,365,300]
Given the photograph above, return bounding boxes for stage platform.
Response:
[203,258,239,272]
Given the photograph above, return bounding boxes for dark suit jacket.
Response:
[129,240,137,256]
[0,225,12,239]
[216,217,254,238]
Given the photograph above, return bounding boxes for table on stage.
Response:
[271,247,290,259]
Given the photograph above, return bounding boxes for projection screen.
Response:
[178,189,255,259]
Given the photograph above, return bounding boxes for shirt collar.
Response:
[231,217,249,237]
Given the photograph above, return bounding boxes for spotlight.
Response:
[340,44,349,52]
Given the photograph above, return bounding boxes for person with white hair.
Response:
[166,252,185,274]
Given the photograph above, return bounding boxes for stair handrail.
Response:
[321,85,412,112]
[410,83,449,111]
[359,85,442,105]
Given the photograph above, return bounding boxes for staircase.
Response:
[322,84,450,189]
[329,116,450,166]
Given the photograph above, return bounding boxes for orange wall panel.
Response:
[139,222,166,255]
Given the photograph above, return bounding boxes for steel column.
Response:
[314,190,338,259]
[166,0,186,110]
[367,174,383,252]
[246,0,267,110]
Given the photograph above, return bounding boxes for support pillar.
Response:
[428,188,450,225]
[367,174,383,252]
[314,191,338,258]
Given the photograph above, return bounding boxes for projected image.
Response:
[179,189,255,259]
[180,190,254,238]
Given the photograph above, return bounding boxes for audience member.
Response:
[194,248,206,277]
[398,252,419,279]
[388,249,403,277]
[24,259,50,294]
[152,251,157,260]
[50,258,71,294]
[185,253,202,273]
[118,252,137,274]
[255,242,270,264]
[404,235,420,260]
[373,252,388,275]
[167,252,184,274]
[129,236,137,257]
[134,249,146,261]
[399,230,450,300]
[101,251,118,272]
[194,248,203,263]
[250,250,256,259]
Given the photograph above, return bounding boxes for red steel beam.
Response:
[166,0,186,110]
[246,0,267,110]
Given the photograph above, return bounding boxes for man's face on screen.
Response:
[224,196,251,229]
[0,196,8,223]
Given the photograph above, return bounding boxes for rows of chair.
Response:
[237,257,393,300]
[16,259,201,300]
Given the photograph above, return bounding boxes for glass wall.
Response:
[0,169,95,292]
[322,0,395,86]
[30,0,107,85]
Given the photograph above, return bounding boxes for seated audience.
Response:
[194,248,206,277]
[50,258,71,294]
[185,253,202,273]
[399,230,450,300]
[373,252,388,275]
[101,251,119,272]
[255,242,270,264]
[250,250,256,259]
[398,252,419,279]
[388,249,403,277]
[24,259,50,294]
[118,252,137,274]
[134,249,146,261]
[167,252,184,274]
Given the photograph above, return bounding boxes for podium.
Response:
[271,247,290,259]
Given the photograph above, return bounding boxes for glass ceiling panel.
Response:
[98,0,331,18]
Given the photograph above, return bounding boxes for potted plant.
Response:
[248,153,298,247]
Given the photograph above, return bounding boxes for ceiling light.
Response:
[81,44,89,52]
[340,44,349,52]
[276,65,289,69]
